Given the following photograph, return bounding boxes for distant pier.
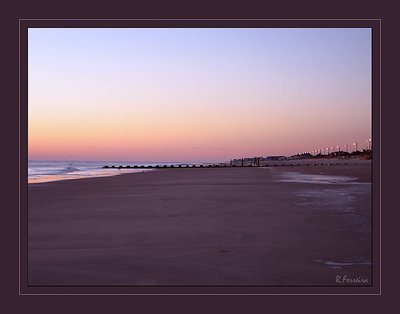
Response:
[102,160,367,170]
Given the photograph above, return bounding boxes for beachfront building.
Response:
[263,156,287,161]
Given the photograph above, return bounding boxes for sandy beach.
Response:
[28,162,371,286]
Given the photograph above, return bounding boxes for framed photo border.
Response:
[19,18,382,296]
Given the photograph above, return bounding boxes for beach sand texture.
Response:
[28,163,371,286]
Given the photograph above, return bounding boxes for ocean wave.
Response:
[62,166,80,173]
[28,165,81,176]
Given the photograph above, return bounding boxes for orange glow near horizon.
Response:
[28,28,371,162]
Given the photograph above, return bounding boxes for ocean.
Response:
[28,160,189,184]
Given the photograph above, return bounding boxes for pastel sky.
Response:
[28,28,371,162]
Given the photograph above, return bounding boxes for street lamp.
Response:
[353,142,358,152]
[366,138,371,150]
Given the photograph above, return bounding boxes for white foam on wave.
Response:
[28,161,154,184]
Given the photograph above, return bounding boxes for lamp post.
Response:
[366,138,371,150]
[336,145,341,153]
[353,142,358,152]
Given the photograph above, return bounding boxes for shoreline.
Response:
[28,163,371,285]
[28,168,154,185]
[29,158,372,185]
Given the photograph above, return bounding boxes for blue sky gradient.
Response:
[28,28,371,161]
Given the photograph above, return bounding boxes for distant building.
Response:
[264,156,287,161]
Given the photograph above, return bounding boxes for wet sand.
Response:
[28,162,371,286]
